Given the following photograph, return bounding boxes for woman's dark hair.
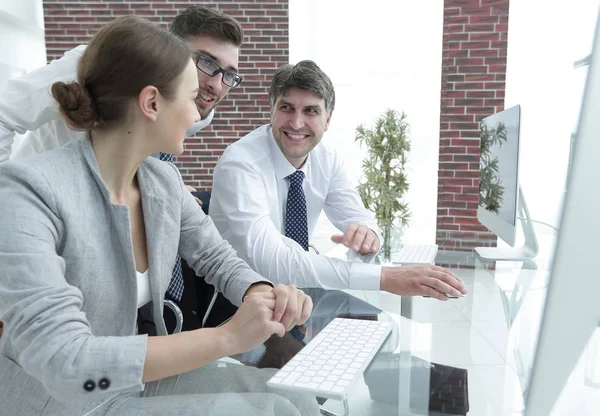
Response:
[52,15,191,131]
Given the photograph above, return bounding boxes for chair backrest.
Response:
[192,190,211,215]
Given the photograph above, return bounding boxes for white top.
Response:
[210,124,383,291]
[0,45,213,162]
[136,269,152,309]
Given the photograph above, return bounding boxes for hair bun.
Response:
[51,81,97,131]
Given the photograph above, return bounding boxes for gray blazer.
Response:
[0,137,270,415]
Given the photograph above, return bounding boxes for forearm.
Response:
[0,47,85,164]
[143,327,236,382]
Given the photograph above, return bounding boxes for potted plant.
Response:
[355,109,411,261]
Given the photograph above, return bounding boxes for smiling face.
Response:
[270,87,332,168]
[185,34,240,119]
[155,59,201,155]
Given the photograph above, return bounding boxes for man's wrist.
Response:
[380,267,392,293]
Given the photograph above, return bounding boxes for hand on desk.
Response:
[331,223,380,255]
[380,264,467,301]
[221,284,313,353]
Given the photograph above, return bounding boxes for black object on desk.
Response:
[364,353,469,415]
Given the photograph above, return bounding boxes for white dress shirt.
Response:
[210,124,383,290]
[0,45,213,162]
[136,269,152,309]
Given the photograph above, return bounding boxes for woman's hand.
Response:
[271,284,312,332]
[221,284,313,354]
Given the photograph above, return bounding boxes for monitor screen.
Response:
[477,105,521,245]
[525,8,600,414]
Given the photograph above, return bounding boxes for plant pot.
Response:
[381,225,406,263]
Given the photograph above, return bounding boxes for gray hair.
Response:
[269,60,335,113]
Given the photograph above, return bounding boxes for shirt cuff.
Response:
[348,262,381,290]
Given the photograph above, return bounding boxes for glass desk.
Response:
[310,259,524,416]
[233,222,600,415]
[234,254,525,415]
[233,245,600,416]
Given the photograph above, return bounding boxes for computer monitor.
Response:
[475,105,539,261]
[525,8,600,416]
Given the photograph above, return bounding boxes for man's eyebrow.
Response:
[304,105,321,111]
[196,50,239,73]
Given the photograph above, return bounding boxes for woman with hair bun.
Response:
[0,15,318,416]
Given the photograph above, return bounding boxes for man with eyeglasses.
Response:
[0,6,244,163]
[0,6,247,333]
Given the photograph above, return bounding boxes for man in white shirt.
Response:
[0,6,247,329]
[211,60,467,300]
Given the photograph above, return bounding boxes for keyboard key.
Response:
[281,372,302,386]
[319,381,335,392]
[395,244,438,265]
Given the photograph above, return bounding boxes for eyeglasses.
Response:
[194,53,243,88]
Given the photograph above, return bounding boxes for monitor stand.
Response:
[475,187,539,261]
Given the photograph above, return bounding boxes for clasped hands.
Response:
[221,283,312,353]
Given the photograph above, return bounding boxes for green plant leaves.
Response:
[356,109,411,259]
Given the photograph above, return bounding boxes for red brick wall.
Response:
[43,0,289,189]
[436,0,510,251]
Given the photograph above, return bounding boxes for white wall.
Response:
[290,0,445,245]
[292,0,598,251]
[504,0,599,231]
[0,0,46,155]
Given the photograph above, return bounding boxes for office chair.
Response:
[183,190,238,328]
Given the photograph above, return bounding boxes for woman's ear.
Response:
[138,86,160,122]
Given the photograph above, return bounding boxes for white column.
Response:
[0,0,46,155]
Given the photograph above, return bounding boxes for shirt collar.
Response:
[185,109,215,136]
[267,125,310,181]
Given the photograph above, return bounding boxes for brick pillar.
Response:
[43,0,289,189]
[436,0,510,252]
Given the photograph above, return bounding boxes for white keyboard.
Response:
[393,244,438,265]
[266,318,392,400]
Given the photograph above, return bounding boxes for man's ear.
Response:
[138,86,160,122]
[324,109,333,132]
